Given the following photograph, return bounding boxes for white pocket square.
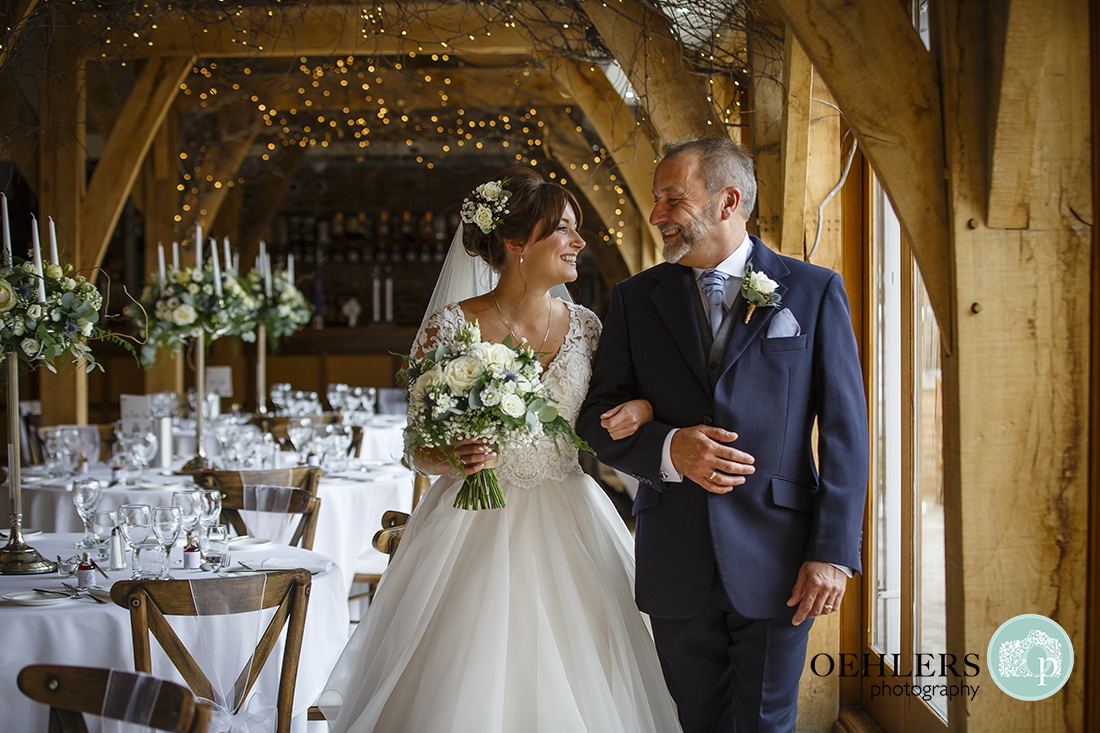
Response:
[766,308,801,338]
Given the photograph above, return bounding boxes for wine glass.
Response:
[171,489,204,546]
[149,391,179,419]
[72,478,102,549]
[126,428,159,485]
[90,510,116,561]
[362,387,377,415]
[286,416,314,453]
[199,489,223,535]
[59,425,102,470]
[151,506,182,579]
[117,504,153,578]
[202,523,231,571]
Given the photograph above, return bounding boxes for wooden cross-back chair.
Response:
[194,467,322,550]
[18,664,213,733]
[110,569,312,733]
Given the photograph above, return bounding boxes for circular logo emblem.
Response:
[987,614,1074,700]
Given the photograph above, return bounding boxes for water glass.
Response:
[172,489,204,543]
[286,417,314,452]
[117,504,152,576]
[203,524,231,571]
[127,429,159,484]
[199,489,223,533]
[133,541,169,580]
[72,478,102,549]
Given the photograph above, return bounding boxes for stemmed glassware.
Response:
[171,489,204,548]
[269,383,292,416]
[198,489,223,537]
[117,504,153,578]
[71,478,102,549]
[327,383,349,414]
[126,427,159,485]
[286,416,314,453]
[151,506,182,579]
[90,510,116,561]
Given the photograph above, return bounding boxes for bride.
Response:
[320,167,681,733]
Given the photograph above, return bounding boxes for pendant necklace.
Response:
[492,291,552,352]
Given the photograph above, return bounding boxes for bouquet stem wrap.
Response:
[455,461,506,510]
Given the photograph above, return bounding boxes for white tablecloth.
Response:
[354,416,406,463]
[1,460,415,597]
[0,533,348,732]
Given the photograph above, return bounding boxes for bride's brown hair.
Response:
[463,167,583,270]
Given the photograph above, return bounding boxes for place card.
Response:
[120,394,153,434]
[206,366,233,397]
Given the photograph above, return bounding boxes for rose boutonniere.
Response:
[740,263,781,324]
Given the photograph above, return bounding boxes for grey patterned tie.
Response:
[699,269,728,338]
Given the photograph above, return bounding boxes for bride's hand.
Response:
[600,399,653,440]
[453,439,496,476]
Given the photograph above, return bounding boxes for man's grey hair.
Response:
[661,137,757,218]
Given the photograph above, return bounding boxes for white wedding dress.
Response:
[320,301,681,733]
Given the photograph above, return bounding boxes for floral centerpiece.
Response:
[401,320,590,510]
[131,264,259,366]
[0,258,105,373]
[246,265,311,346]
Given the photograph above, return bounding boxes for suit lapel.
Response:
[717,239,790,379]
[650,265,710,391]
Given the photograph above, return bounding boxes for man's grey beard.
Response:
[661,197,721,263]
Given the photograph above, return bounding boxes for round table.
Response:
[0,533,348,732]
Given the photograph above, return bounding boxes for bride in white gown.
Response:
[320,168,682,733]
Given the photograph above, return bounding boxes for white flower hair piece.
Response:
[460,177,512,234]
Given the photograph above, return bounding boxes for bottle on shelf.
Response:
[376,211,391,264]
[402,211,417,264]
[359,212,374,264]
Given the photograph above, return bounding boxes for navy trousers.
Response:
[649,570,813,733]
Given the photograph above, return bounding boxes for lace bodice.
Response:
[409,301,602,488]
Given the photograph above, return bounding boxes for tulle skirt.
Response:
[320,470,681,733]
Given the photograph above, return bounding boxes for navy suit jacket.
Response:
[577,237,869,620]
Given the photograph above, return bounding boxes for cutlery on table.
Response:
[31,588,70,597]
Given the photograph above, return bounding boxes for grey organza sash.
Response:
[188,576,277,733]
[100,669,162,733]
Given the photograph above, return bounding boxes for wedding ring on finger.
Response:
[707,470,718,483]
[823,605,834,612]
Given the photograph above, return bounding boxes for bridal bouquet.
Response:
[132,265,258,366]
[402,320,590,510]
[0,258,104,372]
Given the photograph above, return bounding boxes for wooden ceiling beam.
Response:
[769,0,953,348]
[541,105,638,279]
[81,55,193,270]
[986,0,1051,229]
[103,3,582,60]
[548,59,662,268]
[582,0,719,145]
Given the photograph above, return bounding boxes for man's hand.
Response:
[669,426,754,494]
[600,399,653,440]
[786,561,846,625]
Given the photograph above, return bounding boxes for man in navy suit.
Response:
[577,137,868,733]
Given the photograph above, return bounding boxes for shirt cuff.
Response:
[659,429,682,483]
[830,563,854,578]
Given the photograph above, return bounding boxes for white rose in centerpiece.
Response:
[172,304,197,326]
[748,271,778,296]
[45,264,63,280]
[443,355,482,393]
[20,338,38,357]
[26,304,42,320]
[61,277,77,291]
[0,279,16,313]
[499,393,526,418]
[473,204,494,233]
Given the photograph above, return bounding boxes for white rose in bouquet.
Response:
[443,355,482,393]
[482,343,517,371]
[499,393,526,418]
